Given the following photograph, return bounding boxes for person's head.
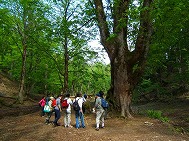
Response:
[99,90,104,98]
[50,96,54,100]
[83,94,87,99]
[58,94,63,99]
[96,93,100,98]
[66,93,70,98]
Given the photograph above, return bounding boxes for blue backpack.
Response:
[101,98,109,108]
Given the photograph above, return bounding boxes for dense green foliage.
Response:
[133,0,189,101]
[0,0,189,101]
[146,110,169,123]
[0,0,110,97]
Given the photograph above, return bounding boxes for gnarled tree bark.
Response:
[93,0,153,118]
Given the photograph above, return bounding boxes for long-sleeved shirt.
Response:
[39,98,46,107]
[95,97,103,110]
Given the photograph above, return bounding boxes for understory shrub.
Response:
[146,110,169,123]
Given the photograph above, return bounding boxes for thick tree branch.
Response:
[93,0,111,55]
[131,0,153,64]
[113,0,129,53]
[129,0,153,85]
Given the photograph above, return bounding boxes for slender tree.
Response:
[50,0,97,93]
[16,1,33,103]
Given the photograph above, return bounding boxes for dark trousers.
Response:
[53,109,60,125]
[41,106,45,116]
[46,111,53,123]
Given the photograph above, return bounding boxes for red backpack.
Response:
[61,99,69,108]
[51,99,56,107]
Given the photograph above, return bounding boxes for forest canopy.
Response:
[0,0,111,97]
[0,0,189,110]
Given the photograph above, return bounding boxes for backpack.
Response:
[61,99,69,108]
[43,103,51,113]
[73,99,80,111]
[101,98,109,109]
[51,99,56,107]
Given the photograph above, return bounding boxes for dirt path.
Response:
[0,111,188,141]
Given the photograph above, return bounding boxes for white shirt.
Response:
[73,97,83,109]
[82,96,86,103]
[64,97,72,113]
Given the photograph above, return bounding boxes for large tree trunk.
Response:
[113,60,132,118]
[110,45,133,118]
[93,0,153,118]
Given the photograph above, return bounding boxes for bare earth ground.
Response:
[1,73,189,141]
[0,110,189,141]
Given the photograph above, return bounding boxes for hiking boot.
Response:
[45,119,49,125]
[68,125,73,128]
[53,123,60,127]
[53,123,56,127]
[56,123,60,126]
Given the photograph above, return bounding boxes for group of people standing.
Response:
[38,91,107,131]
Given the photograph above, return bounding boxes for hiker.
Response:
[63,93,73,128]
[45,96,54,124]
[73,92,85,129]
[95,93,105,131]
[39,96,46,117]
[53,95,62,127]
[99,91,108,119]
[82,94,87,114]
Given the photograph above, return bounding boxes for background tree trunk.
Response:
[63,38,69,94]
[18,43,27,104]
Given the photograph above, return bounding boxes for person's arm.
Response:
[39,99,42,104]
[82,97,86,103]
[78,98,83,113]
[57,98,62,111]
[69,98,73,105]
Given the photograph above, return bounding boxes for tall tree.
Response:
[50,0,97,94]
[92,0,153,118]
[0,0,111,98]
[15,0,33,103]
[0,0,52,102]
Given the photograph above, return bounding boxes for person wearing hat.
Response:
[99,91,108,120]
[53,95,62,127]
[73,92,86,129]
[95,93,105,131]
[63,93,73,128]
[45,96,54,124]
